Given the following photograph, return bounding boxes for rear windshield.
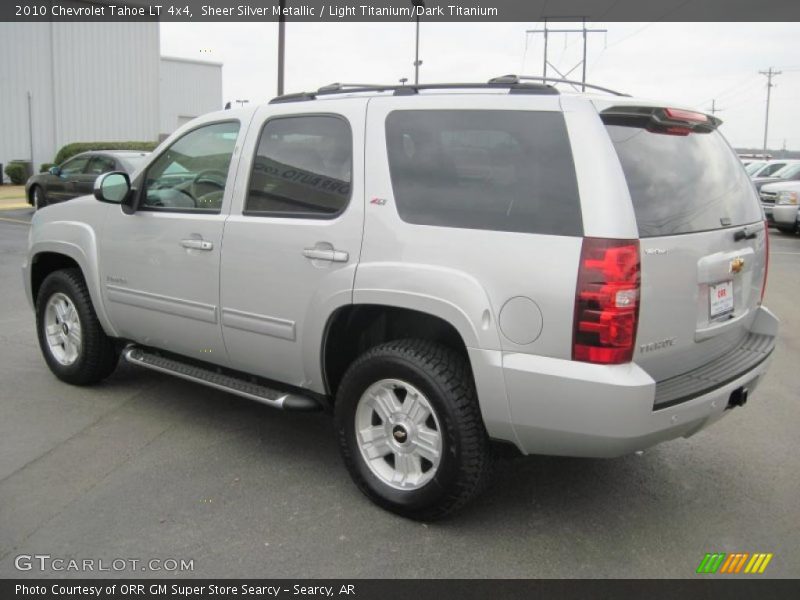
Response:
[604,122,762,237]
[385,110,582,236]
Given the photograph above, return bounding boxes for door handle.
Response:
[180,239,214,251]
[302,247,349,263]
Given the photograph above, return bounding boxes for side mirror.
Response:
[49,166,61,176]
[94,172,131,204]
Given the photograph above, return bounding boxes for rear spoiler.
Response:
[601,106,721,133]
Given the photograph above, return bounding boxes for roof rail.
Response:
[490,74,629,97]
[269,80,559,104]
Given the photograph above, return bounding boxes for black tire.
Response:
[31,186,47,210]
[36,268,119,385]
[334,339,492,520]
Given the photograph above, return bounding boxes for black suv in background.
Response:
[26,151,148,210]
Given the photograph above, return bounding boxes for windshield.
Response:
[775,163,800,179]
[745,161,766,174]
[604,121,762,237]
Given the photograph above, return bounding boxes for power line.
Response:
[707,99,723,115]
[525,18,607,91]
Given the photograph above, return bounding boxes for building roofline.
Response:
[160,55,223,68]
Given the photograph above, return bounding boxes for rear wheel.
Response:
[334,339,492,520]
[32,186,47,210]
[36,269,119,385]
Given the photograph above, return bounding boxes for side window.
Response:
[245,115,352,218]
[59,156,90,176]
[142,121,240,212]
[86,156,116,175]
[385,110,582,236]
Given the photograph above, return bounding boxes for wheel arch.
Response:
[321,303,473,399]
[28,240,117,337]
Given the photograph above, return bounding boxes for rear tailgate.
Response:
[602,107,768,386]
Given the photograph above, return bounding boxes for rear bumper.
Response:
[475,306,779,458]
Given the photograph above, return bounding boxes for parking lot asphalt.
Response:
[0,206,798,579]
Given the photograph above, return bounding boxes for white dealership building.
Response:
[0,22,222,180]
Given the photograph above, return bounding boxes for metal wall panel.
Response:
[0,22,159,180]
[0,23,57,177]
[158,57,223,136]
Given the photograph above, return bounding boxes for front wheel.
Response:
[32,186,47,210]
[36,269,119,385]
[334,340,492,520]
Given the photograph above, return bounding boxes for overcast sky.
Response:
[161,22,800,150]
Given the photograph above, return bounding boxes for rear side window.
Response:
[604,122,762,237]
[385,110,582,236]
[245,115,352,218]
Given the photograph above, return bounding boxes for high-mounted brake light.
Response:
[572,238,641,365]
[663,107,709,123]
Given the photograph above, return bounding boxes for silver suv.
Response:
[23,78,779,519]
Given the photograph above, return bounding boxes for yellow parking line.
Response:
[0,202,30,210]
[0,216,30,225]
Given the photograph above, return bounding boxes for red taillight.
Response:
[663,107,709,123]
[760,220,770,304]
[573,238,641,365]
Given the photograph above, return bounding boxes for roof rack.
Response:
[269,80,559,104]
[490,75,629,97]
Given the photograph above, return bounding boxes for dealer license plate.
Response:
[709,280,734,318]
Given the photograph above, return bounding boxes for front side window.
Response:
[60,156,90,176]
[245,115,352,217]
[384,110,582,236]
[86,156,115,175]
[142,121,240,212]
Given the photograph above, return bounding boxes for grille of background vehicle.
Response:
[760,191,777,204]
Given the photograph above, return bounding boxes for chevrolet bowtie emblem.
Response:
[730,257,745,274]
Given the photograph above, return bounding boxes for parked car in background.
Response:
[26,151,149,210]
[761,180,800,234]
[744,160,767,175]
[753,162,800,192]
[749,159,799,179]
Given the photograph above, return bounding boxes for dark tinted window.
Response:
[245,116,352,217]
[86,156,115,175]
[604,123,762,237]
[60,155,89,176]
[384,110,582,236]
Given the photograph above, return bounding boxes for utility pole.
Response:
[707,99,723,115]
[277,0,286,95]
[526,18,606,90]
[412,1,425,84]
[759,67,781,159]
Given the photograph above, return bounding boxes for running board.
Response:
[122,346,320,411]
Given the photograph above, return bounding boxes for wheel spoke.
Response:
[401,391,430,425]
[67,328,82,349]
[393,452,422,484]
[414,426,442,463]
[371,388,401,421]
[54,300,68,322]
[46,323,61,336]
[359,426,391,460]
